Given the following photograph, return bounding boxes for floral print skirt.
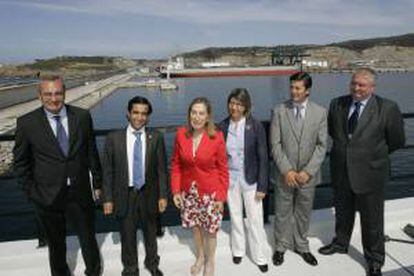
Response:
[181,182,223,234]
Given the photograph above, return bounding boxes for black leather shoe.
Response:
[318,243,348,255]
[367,266,382,276]
[147,267,163,276]
[37,239,47,249]
[156,227,165,238]
[296,251,318,266]
[272,251,284,266]
[403,223,414,238]
[258,264,268,273]
[232,256,242,264]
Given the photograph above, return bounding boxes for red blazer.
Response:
[171,127,229,202]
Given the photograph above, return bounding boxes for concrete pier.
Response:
[0,73,132,174]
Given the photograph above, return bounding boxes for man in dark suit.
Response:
[13,74,102,276]
[318,68,405,276]
[102,96,168,276]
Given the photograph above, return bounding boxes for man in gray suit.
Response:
[270,72,327,267]
[319,68,405,276]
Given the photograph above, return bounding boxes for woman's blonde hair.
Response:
[186,97,216,138]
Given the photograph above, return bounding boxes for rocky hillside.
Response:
[177,33,414,71]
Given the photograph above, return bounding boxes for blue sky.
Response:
[0,0,413,63]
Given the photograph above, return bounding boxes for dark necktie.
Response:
[133,132,144,190]
[54,115,69,156]
[348,101,361,135]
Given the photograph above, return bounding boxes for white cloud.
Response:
[4,0,413,27]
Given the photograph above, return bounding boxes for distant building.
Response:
[302,59,328,68]
[201,62,230,68]
[166,57,185,70]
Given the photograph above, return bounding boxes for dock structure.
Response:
[0,73,132,135]
[0,197,413,275]
[0,73,132,174]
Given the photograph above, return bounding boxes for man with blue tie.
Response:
[102,96,168,276]
[319,68,406,276]
[13,74,102,276]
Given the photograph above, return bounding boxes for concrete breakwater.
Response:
[0,73,133,175]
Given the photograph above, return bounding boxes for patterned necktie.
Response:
[348,101,361,135]
[54,115,69,156]
[133,131,144,190]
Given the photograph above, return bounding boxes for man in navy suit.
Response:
[14,74,102,276]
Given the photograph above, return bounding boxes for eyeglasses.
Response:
[229,100,244,107]
[41,91,64,98]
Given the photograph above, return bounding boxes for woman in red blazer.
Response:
[171,97,229,276]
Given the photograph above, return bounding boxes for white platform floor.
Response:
[1,197,413,276]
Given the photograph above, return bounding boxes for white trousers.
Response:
[227,183,268,265]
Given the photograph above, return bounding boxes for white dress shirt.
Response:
[227,117,257,191]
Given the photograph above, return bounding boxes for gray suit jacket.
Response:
[328,95,405,194]
[270,100,328,186]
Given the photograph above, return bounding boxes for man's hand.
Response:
[94,189,102,201]
[255,191,266,201]
[214,201,224,213]
[103,202,114,215]
[173,194,183,209]
[296,171,311,185]
[284,170,299,187]
[158,198,167,213]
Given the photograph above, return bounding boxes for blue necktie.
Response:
[133,132,144,190]
[54,115,69,156]
[348,101,361,135]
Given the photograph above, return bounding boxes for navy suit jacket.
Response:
[218,116,269,193]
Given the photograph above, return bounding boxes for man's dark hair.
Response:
[290,71,312,90]
[127,96,153,115]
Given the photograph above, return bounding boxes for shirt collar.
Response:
[128,124,145,135]
[352,96,371,107]
[44,105,67,119]
[293,99,308,109]
[229,116,246,131]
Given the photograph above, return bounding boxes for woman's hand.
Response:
[255,191,266,201]
[214,201,224,213]
[173,193,183,209]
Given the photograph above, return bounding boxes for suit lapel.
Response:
[66,106,79,155]
[118,130,129,183]
[145,130,153,173]
[38,108,65,156]
[285,101,301,142]
[352,96,377,138]
[221,118,230,140]
[342,96,353,138]
[300,101,314,142]
[244,117,253,150]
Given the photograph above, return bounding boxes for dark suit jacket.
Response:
[218,116,269,193]
[13,105,102,207]
[328,95,405,194]
[102,128,168,218]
